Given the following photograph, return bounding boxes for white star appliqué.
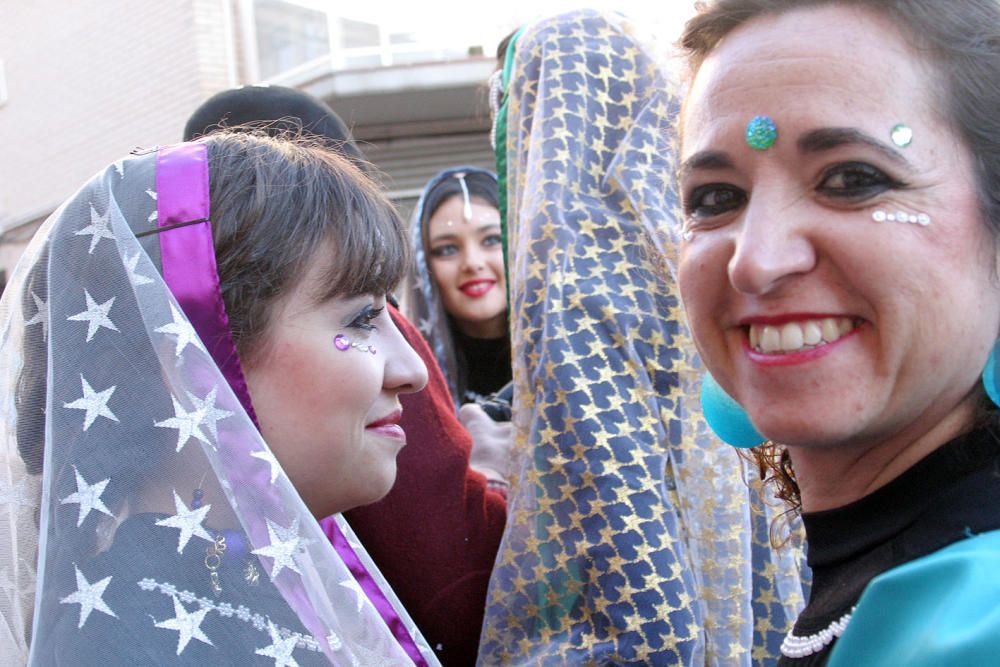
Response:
[418,317,433,337]
[325,630,343,651]
[59,465,113,527]
[113,159,125,177]
[154,595,213,655]
[67,290,119,342]
[64,375,119,431]
[75,204,117,254]
[147,189,158,224]
[255,621,300,667]
[155,303,204,357]
[155,489,213,554]
[252,518,304,579]
[186,387,233,444]
[339,577,367,613]
[24,291,49,341]
[155,394,209,452]
[250,448,282,484]
[60,564,116,628]
[124,252,154,287]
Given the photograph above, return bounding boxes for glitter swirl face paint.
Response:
[745,115,778,150]
[334,333,376,354]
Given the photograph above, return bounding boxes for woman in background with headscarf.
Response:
[408,167,513,495]
[408,167,510,408]
[479,9,808,665]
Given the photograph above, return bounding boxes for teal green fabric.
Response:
[829,529,1000,666]
[494,25,523,308]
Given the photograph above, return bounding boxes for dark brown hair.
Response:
[16,132,409,480]
[680,0,1000,511]
[204,131,409,363]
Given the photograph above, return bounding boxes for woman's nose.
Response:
[727,199,817,295]
[383,313,429,394]
[461,245,486,272]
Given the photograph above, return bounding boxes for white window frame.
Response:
[0,60,8,108]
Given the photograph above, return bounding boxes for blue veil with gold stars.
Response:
[479,9,808,665]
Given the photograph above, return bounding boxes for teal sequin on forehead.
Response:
[746,115,778,150]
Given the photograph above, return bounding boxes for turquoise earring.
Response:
[982,339,1000,407]
[700,372,766,448]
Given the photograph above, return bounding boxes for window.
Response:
[0,60,8,108]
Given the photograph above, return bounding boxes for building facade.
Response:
[0,0,501,287]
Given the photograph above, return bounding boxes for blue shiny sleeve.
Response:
[829,529,1000,667]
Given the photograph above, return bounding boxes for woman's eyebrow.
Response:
[679,127,916,179]
[797,127,913,168]
[678,150,734,179]
[428,231,459,243]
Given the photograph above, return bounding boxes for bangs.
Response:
[314,172,411,301]
[206,131,412,354]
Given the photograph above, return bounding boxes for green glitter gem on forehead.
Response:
[746,115,778,150]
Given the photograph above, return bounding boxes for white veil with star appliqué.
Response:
[0,140,439,665]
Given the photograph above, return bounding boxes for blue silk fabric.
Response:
[829,529,1000,666]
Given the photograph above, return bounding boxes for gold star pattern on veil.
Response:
[479,10,807,665]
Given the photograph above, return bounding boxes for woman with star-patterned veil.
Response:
[0,133,441,665]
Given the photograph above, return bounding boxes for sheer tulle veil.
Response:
[0,139,438,665]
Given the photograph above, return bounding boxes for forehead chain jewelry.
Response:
[455,172,473,222]
[334,333,376,355]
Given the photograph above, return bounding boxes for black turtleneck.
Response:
[453,328,512,403]
[778,427,1000,665]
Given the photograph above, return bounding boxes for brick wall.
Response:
[0,0,239,274]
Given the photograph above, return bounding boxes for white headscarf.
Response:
[0,139,439,665]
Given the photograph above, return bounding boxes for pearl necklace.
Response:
[780,607,855,659]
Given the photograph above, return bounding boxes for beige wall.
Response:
[0,0,239,276]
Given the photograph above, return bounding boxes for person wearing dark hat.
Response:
[183,85,507,667]
[184,84,368,168]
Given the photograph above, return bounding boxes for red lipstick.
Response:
[459,279,495,298]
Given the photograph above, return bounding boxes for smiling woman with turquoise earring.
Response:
[678,0,1000,664]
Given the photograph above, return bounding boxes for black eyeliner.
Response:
[815,161,909,200]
